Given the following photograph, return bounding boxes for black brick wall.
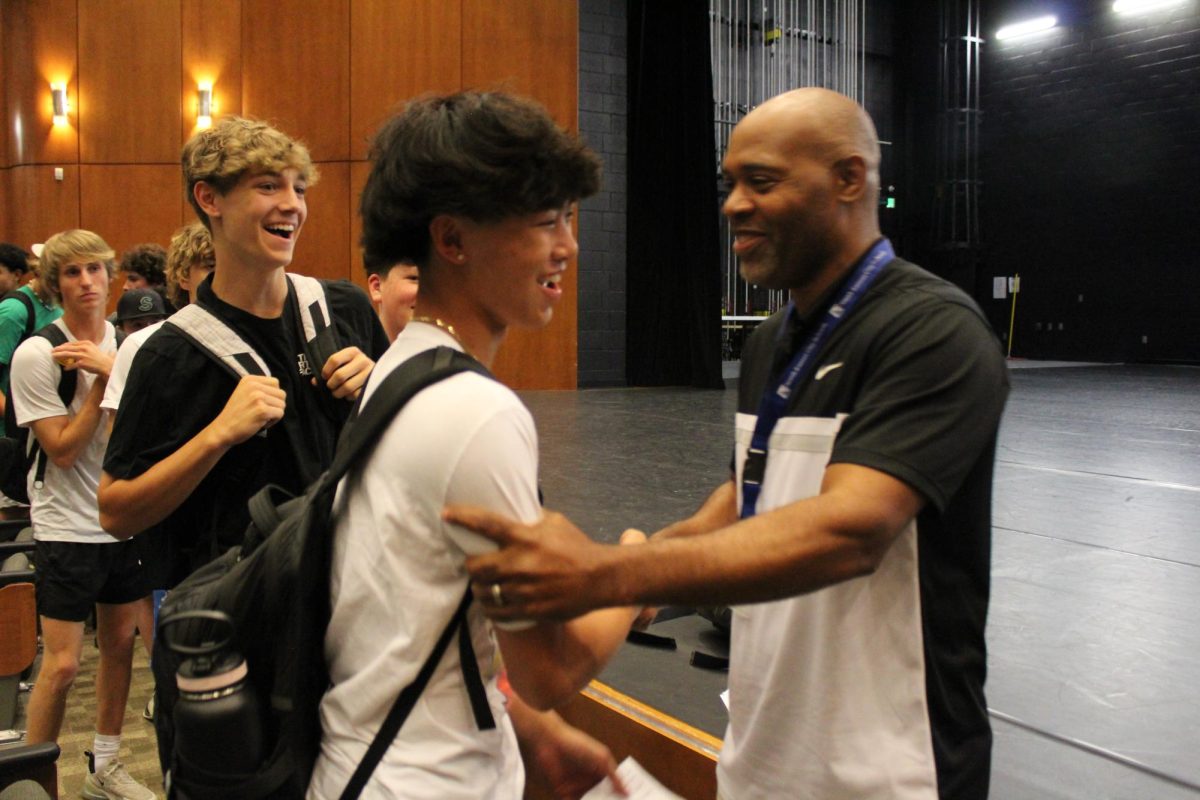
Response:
[980,0,1200,362]
[577,0,628,386]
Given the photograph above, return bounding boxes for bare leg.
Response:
[133,593,156,658]
[94,600,142,736]
[24,617,84,743]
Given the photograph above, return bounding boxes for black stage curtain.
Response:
[626,0,724,389]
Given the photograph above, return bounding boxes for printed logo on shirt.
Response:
[815,362,845,381]
[297,353,312,377]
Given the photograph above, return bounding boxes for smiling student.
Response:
[99,116,387,584]
[306,91,637,800]
[11,230,155,800]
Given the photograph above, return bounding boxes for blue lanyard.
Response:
[740,238,894,519]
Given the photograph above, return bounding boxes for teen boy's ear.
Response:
[193,181,222,220]
[429,214,466,265]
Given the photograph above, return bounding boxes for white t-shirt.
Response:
[308,322,538,800]
[11,318,118,543]
[100,320,163,412]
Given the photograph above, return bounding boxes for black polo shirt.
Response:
[727,257,1008,799]
[104,275,388,582]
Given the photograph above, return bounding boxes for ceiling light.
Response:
[996,15,1058,40]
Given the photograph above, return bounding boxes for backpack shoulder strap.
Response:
[285,274,341,384]
[33,323,76,408]
[285,273,331,344]
[338,587,479,800]
[163,304,270,379]
[321,346,491,491]
[1,290,37,339]
[327,346,494,800]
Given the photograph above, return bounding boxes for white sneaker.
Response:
[82,752,157,800]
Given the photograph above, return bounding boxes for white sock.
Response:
[92,733,121,773]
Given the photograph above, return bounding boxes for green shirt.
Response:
[0,284,63,435]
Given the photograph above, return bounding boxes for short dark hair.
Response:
[360,91,601,267]
[0,243,30,275]
[119,243,167,288]
[362,250,416,279]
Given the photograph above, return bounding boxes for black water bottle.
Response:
[162,610,264,794]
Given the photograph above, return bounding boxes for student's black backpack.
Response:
[153,346,498,800]
[0,322,76,504]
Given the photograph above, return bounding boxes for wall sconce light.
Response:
[197,82,214,128]
[995,15,1058,41]
[51,83,69,126]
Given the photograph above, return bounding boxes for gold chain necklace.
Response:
[412,316,465,348]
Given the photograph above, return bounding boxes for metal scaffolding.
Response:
[932,0,983,266]
[709,1,870,357]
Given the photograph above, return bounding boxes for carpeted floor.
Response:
[15,631,163,799]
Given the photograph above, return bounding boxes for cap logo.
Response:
[138,295,155,312]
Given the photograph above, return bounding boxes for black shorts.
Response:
[33,539,151,622]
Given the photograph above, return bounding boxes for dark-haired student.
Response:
[307,91,636,800]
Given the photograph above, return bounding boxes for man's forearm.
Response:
[602,466,922,610]
[99,422,233,539]
[651,479,738,542]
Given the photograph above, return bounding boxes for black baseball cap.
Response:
[116,288,168,322]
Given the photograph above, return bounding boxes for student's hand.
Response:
[52,340,115,379]
[211,375,286,446]
[527,715,626,800]
[448,507,616,622]
[319,346,373,400]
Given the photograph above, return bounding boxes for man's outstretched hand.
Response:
[444,507,643,622]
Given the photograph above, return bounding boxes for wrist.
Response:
[200,421,237,452]
[596,541,640,608]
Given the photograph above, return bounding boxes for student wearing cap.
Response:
[114,289,167,337]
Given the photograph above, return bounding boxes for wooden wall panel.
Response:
[78,0,181,164]
[3,0,583,389]
[243,0,350,162]
[465,0,579,389]
[1,12,8,170]
[289,161,351,282]
[3,0,78,166]
[348,160,371,291]
[79,165,182,255]
[7,164,81,250]
[462,0,579,131]
[182,0,242,141]
[350,0,462,160]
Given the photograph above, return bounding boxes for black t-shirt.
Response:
[104,274,388,580]
[738,257,1009,799]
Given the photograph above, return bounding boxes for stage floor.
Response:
[520,363,1200,799]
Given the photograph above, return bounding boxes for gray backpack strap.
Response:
[286,273,331,345]
[164,304,270,378]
